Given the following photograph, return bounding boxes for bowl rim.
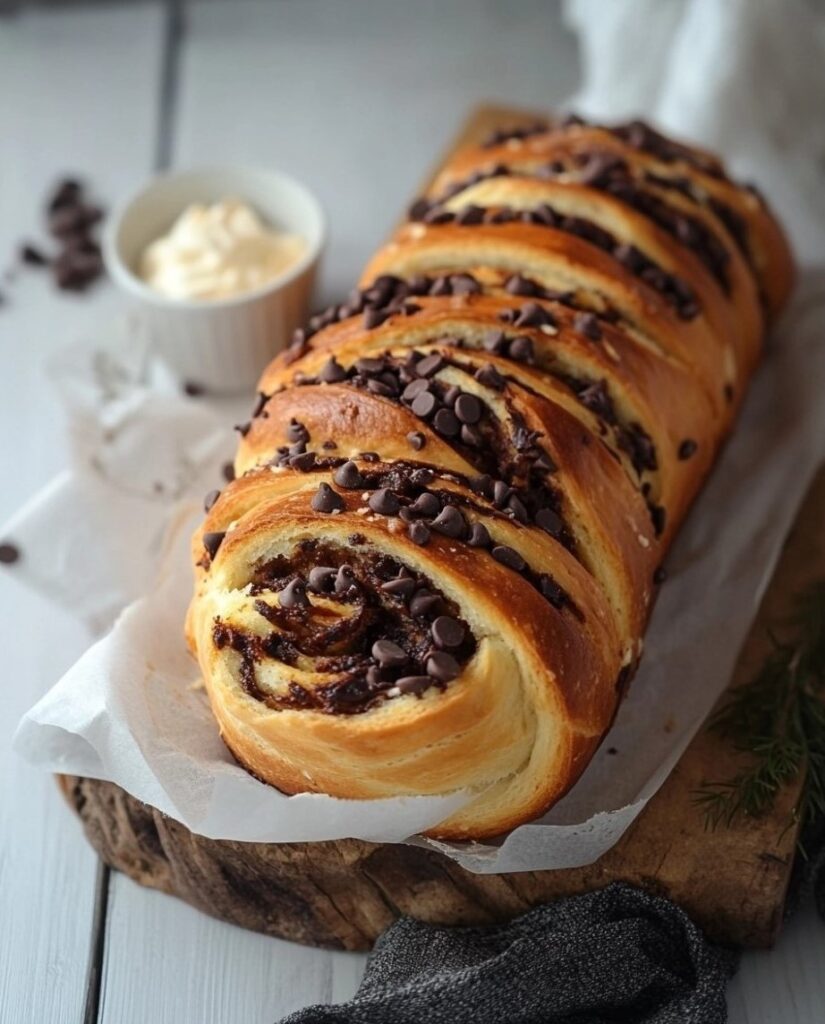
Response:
[102,164,327,311]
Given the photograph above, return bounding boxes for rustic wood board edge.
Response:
[60,104,819,952]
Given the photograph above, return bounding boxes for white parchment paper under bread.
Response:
[10,0,825,870]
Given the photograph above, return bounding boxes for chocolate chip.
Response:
[433,407,460,437]
[430,505,465,538]
[493,480,512,508]
[431,616,465,650]
[483,330,507,354]
[442,385,461,407]
[182,380,205,397]
[492,545,526,571]
[508,336,535,363]
[287,419,310,444]
[407,431,426,451]
[507,494,529,523]
[650,504,666,536]
[369,488,400,516]
[653,566,668,584]
[222,461,236,482]
[678,439,697,460]
[460,424,483,447]
[540,575,567,608]
[20,243,49,267]
[311,483,345,513]
[203,489,220,513]
[505,273,538,297]
[409,492,441,517]
[234,421,251,438]
[426,651,460,682]
[278,578,309,608]
[382,576,416,599]
[0,542,20,564]
[411,390,438,419]
[408,521,431,546]
[467,522,490,548]
[372,639,409,668]
[367,378,395,397]
[289,450,317,471]
[203,531,226,560]
[333,461,365,489]
[308,566,337,593]
[450,273,481,295]
[406,589,438,618]
[363,307,388,330]
[320,356,348,383]
[535,507,563,538]
[474,363,506,390]
[408,197,431,220]
[573,311,602,341]
[396,675,433,696]
[514,302,555,329]
[455,205,485,225]
[454,393,482,424]
[416,353,444,378]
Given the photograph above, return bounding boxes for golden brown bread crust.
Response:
[186,115,794,840]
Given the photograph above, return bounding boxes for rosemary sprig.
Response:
[695,580,825,842]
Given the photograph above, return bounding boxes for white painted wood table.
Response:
[0,3,822,1022]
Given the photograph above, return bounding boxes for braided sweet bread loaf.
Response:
[186,116,793,840]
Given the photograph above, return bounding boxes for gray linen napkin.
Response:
[280,882,738,1024]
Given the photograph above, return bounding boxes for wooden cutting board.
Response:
[61,105,820,951]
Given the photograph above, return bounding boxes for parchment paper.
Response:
[9,0,825,871]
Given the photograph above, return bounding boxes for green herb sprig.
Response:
[695,580,825,843]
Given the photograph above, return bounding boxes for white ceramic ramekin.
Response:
[103,166,325,394]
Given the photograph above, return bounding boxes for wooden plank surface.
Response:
[0,5,165,1024]
[1,2,822,1022]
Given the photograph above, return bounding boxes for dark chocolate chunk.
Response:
[308,566,337,593]
[369,488,400,516]
[234,421,251,438]
[650,504,666,536]
[408,197,431,220]
[222,461,236,482]
[278,578,309,608]
[203,489,220,513]
[460,424,483,447]
[407,430,426,451]
[311,482,345,513]
[0,541,20,564]
[455,205,485,226]
[372,639,408,668]
[653,566,668,584]
[540,575,567,608]
[492,545,526,571]
[426,651,460,682]
[450,273,481,295]
[430,505,466,538]
[403,378,431,402]
[203,531,226,560]
[431,615,465,650]
[678,439,698,460]
[514,302,555,329]
[493,480,512,508]
[507,493,529,523]
[442,385,461,407]
[333,461,365,489]
[483,330,507,354]
[355,357,386,376]
[289,450,317,472]
[408,521,431,546]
